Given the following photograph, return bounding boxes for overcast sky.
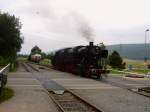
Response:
[1,0,150,54]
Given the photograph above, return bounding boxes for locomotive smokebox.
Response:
[89,42,94,46]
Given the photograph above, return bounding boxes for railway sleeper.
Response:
[49,91,103,112]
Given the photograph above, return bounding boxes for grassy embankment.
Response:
[17,57,27,62]
[0,57,18,72]
[40,59,51,65]
[0,58,15,103]
[0,87,14,103]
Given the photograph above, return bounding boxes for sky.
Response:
[1,0,150,54]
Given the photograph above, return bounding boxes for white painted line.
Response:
[8,78,37,80]
[7,84,42,87]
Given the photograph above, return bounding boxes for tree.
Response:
[31,46,41,54]
[109,50,125,69]
[41,52,47,59]
[0,12,23,63]
[99,42,106,49]
[28,46,42,61]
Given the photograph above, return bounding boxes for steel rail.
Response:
[48,90,104,112]
[22,63,30,72]
[48,92,66,112]
[25,63,39,72]
[25,62,104,111]
[100,78,150,98]
[68,89,104,112]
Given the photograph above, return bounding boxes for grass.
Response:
[17,57,27,62]
[0,87,14,103]
[109,69,128,76]
[110,68,150,75]
[123,59,150,74]
[40,59,51,66]
[110,69,125,74]
[124,59,144,68]
[124,69,150,74]
[109,59,150,75]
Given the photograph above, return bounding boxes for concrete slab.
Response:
[73,89,150,112]
[42,80,65,92]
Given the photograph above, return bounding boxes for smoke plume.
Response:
[69,12,95,42]
[27,1,95,42]
[78,22,94,42]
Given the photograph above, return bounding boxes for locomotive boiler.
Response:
[51,42,109,79]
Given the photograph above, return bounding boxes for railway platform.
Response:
[0,68,59,112]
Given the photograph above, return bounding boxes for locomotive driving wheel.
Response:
[85,70,91,78]
[97,74,102,80]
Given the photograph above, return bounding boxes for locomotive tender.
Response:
[51,42,109,79]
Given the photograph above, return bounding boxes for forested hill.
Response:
[106,43,150,60]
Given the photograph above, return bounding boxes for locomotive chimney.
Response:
[89,42,94,46]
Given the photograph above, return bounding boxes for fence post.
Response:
[0,73,4,95]
[0,64,10,96]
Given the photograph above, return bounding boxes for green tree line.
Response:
[0,11,23,66]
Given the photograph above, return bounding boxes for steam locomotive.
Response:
[51,42,109,79]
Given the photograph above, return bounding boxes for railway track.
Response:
[20,62,104,112]
[137,87,150,97]
[48,90,103,112]
[100,77,150,98]
[22,62,39,72]
[24,62,150,98]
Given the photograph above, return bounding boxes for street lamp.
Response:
[144,29,149,63]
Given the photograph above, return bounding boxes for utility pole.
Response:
[144,29,149,64]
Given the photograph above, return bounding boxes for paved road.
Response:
[106,75,150,89]
[0,63,59,112]
[30,63,150,112]
[5,62,149,112]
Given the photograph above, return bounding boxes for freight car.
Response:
[51,42,109,79]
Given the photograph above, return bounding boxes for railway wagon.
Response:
[51,42,109,79]
[31,54,42,63]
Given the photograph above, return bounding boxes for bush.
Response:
[0,56,10,66]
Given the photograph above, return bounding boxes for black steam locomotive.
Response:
[51,42,109,79]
